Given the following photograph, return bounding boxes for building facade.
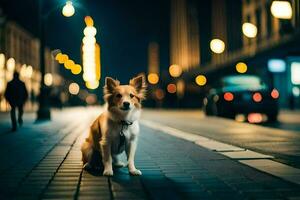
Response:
[0,20,59,111]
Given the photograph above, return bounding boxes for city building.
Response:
[0,19,60,111]
[170,0,200,71]
[184,0,300,108]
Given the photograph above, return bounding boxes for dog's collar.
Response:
[120,120,133,126]
[118,120,133,152]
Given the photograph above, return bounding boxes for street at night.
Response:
[1,0,300,199]
[1,108,300,199]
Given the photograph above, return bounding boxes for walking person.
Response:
[4,72,28,131]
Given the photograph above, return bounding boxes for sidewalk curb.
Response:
[141,119,300,185]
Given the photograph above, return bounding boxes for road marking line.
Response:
[141,119,300,185]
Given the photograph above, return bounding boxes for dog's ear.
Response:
[129,74,147,100]
[103,77,120,99]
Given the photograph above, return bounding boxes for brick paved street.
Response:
[1,108,300,199]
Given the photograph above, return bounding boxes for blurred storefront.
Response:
[182,0,300,109]
[0,20,61,112]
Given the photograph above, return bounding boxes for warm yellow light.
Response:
[242,23,257,38]
[271,1,292,19]
[82,36,96,44]
[84,16,94,27]
[236,62,248,73]
[147,73,159,84]
[64,60,75,69]
[86,81,99,90]
[62,1,75,17]
[210,39,225,54]
[56,53,69,64]
[20,64,27,78]
[44,73,53,86]
[71,64,82,75]
[167,83,177,93]
[7,58,15,71]
[26,65,33,78]
[195,75,207,86]
[169,64,182,78]
[84,26,97,37]
[69,82,80,95]
[0,53,5,69]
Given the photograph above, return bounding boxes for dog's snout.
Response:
[123,101,130,108]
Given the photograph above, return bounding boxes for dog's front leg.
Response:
[100,142,113,176]
[126,138,142,176]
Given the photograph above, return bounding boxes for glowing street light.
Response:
[210,39,225,54]
[169,64,182,78]
[7,58,15,72]
[195,75,207,86]
[44,73,53,86]
[236,62,248,73]
[62,1,75,17]
[242,23,257,38]
[69,82,80,95]
[0,53,5,69]
[271,1,292,19]
[147,73,159,84]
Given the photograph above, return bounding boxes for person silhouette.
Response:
[4,72,28,131]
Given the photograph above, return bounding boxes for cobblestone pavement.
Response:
[1,108,300,200]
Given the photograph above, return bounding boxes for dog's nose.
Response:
[123,101,130,109]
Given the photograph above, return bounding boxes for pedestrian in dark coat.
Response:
[4,72,28,131]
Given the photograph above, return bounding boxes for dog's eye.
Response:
[116,94,122,98]
[130,94,134,98]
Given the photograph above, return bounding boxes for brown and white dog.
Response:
[81,75,146,176]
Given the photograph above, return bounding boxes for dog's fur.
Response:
[81,75,146,176]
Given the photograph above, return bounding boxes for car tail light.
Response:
[271,89,279,99]
[252,92,262,102]
[224,92,234,101]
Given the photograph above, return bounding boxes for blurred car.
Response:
[203,75,279,123]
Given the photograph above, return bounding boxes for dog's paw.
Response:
[103,169,114,176]
[113,161,127,168]
[129,169,142,176]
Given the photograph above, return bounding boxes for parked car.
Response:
[203,75,279,122]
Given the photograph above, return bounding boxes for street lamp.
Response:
[62,1,75,17]
[271,1,292,19]
[242,23,257,38]
[210,39,225,54]
[37,0,79,120]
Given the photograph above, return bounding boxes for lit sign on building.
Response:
[268,59,286,73]
[291,62,300,85]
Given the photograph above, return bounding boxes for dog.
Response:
[81,75,146,176]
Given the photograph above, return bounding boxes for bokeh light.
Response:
[0,53,5,69]
[62,1,75,17]
[69,82,80,95]
[7,58,15,71]
[236,62,248,73]
[85,16,94,27]
[167,83,177,93]
[252,92,262,102]
[71,64,82,75]
[154,89,165,100]
[242,23,257,38]
[147,73,159,84]
[210,39,225,54]
[64,60,75,69]
[271,1,292,19]
[169,64,182,78]
[44,73,53,86]
[195,75,207,86]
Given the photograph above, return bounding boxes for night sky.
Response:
[0,0,170,85]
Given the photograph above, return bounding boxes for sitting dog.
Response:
[81,75,146,176]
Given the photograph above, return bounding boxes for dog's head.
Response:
[104,75,146,113]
